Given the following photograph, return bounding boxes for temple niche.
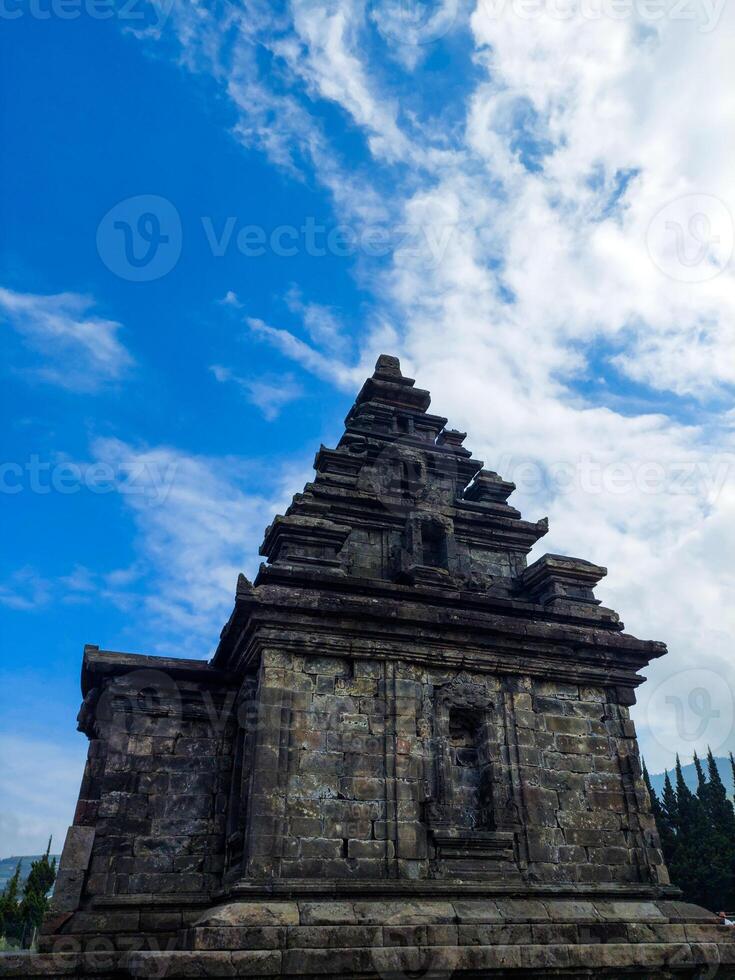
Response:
[9,355,735,979]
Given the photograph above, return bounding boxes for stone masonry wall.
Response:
[46,666,236,951]
[243,652,392,881]
[514,677,665,885]
[236,650,665,887]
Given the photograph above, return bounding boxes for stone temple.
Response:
[6,355,735,978]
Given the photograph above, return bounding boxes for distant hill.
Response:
[649,756,734,798]
[0,855,60,892]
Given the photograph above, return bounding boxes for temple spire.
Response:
[350,353,432,416]
[373,353,403,379]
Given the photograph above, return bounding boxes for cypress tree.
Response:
[0,840,57,950]
[621,758,735,912]
[643,760,658,813]
[0,863,22,947]
[705,751,735,831]
[670,755,718,908]
[19,839,57,949]
[661,770,679,835]
[694,750,714,828]
[703,750,735,911]
[693,751,707,797]
[643,761,676,862]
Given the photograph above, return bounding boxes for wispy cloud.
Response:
[285,286,351,356]
[84,437,312,657]
[0,287,133,392]
[0,563,114,611]
[210,363,303,420]
[0,735,87,858]
[0,567,53,611]
[245,315,360,389]
[1,434,312,657]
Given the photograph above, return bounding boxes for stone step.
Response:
[4,935,735,978]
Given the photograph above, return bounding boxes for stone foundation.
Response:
[4,896,735,977]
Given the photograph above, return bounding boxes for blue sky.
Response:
[2,0,734,856]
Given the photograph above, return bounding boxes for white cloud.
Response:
[220,290,242,308]
[287,0,411,163]
[0,735,87,858]
[285,287,351,356]
[0,287,133,392]
[0,568,53,611]
[210,363,303,420]
[245,316,361,389]
[0,564,102,611]
[85,437,312,657]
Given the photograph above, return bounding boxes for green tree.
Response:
[667,755,720,909]
[0,862,22,947]
[618,758,735,912]
[661,769,679,837]
[0,840,57,950]
[693,751,707,796]
[704,751,735,833]
[643,761,676,861]
[701,750,735,911]
[19,839,57,948]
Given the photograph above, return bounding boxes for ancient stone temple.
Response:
[6,356,735,978]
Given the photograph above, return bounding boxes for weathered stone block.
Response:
[458,923,533,945]
[346,839,388,860]
[197,903,299,928]
[288,925,382,949]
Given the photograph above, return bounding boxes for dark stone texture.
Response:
[4,356,734,978]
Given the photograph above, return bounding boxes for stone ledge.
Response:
[223,879,679,899]
[190,897,724,928]
[4,941,735,978]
